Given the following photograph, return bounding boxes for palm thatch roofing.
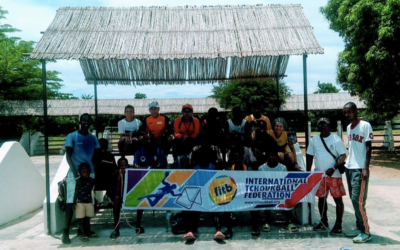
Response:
[0,93,363,117]
[30,5,323,85]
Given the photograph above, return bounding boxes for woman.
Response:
[267,118,302,171]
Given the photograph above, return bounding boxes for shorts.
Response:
[66,169,95,203]
[76,203,94,218]
[316,176,346,198]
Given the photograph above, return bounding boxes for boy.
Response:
[74,163,97,242]
[258,150,298,233]
[118,105,143,158]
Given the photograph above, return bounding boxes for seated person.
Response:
[258,149,299,233]
[141,101,173,159]
[109,158,144,239]
[224,106,247,156]
[172,104,200,167]
[226,133,257,170]
[118,105,143,158]
[250,122,279,167]
[245,102,272,132]
[267,118,302,171]
[201,107,224,148]
[134,132,167,169]
[190,136,225,170]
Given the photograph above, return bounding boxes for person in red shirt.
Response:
[172,104,200,167]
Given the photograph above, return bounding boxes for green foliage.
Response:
[134,93,147,99]
[313,81,340,94]
[81,94,94,99]
[321,0,400,122]
[210,79,292,115]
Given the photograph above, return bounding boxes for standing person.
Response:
[172,104,200,167]
[141,101,173,159]
[342,102,373,243]
[62,113,100,244]
[118,105,143,158]
[245,102,272,131]
[306,118,347,235]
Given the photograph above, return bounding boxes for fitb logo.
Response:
[208,175,237,205]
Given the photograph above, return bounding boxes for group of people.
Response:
[61,101,373,245]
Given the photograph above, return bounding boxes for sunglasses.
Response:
[182,110,192,114]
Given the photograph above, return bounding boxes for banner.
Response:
[122,169,323,211]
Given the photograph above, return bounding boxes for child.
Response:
[74,163,97,242]
[258,150,298,233]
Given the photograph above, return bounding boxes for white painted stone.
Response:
[30,132,42,156]
[19,132,30,155]
[0,142,45,226]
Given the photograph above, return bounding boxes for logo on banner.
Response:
[209,175,237,205]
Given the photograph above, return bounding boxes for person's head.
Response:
[79,113,93,131]
[266,150,279,167]
[231,106,243,121]
[99,138,109,151]
[181,103,193,120]
[148,101,160,118]
[256,120,267,133]
[343,102,358,122]
[79,163,91,178]
[230,146,244,164]
[252,102,263,116]
[124,105,135,121]
[207,107,218,120]
[118,157,129,169]
[273,118,287,135]
[143,132,155,149]
[317,118,330,136]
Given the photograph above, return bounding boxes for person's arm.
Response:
[265,117,272,131]
[173,118,182,139]
[164,115,173,136]
[190,118,201,138]
[66,147,79,178]
[363,141,372,180]
[306,154,314,172]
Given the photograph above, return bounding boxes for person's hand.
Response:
[133,164,140,169]
[362,168,370,180]
[325,168,335,177]
[182,135,189,141]
[294,163,302,171]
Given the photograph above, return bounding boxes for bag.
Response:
[170,212,185,234]
[57,177,68,212]
[320,135,346,174]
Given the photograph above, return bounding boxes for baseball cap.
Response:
[148,101,159,109]
[317,117,330,126]
[182,103,193,111]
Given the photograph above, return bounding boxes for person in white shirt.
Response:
[306,118,347,235]
[117,105,143,158]
[342,102,373,243]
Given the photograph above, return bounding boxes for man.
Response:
[62,113,100,244]
[245,102,272,132]
[306,118,347,235]
[342,102,373,243]
[118,105,142,158]
[140,101,173,159]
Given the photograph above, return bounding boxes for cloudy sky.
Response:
[1,0,344,99]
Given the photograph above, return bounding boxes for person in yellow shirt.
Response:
[245,103,272,131]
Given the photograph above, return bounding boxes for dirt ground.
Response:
[370,149,400,179]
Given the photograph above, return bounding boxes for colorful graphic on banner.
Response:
[123,169,323,211]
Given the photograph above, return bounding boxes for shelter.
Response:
[29,4,323,234]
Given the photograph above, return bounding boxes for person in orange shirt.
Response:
[141,101,173,159]
[172,104,200,167]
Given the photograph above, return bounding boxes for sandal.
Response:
[262,223,271,232]
[213,231,225,241]
[110,230,120,239]
[183,232,196,241]
[287,223,298,232]
[80,236,89,242]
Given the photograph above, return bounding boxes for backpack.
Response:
[57,177,68,212]
[170,212,185,234]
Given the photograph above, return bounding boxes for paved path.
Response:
[0,156,399,250]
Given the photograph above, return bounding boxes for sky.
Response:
[1,0,345,100]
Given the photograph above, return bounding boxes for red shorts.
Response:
[316,177,346,198]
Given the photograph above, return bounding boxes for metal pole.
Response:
[41,59,51,235]
[303,54,309,165]
[276,56,281,113]
[87,60,99,137]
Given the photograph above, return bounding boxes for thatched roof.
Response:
[30,5,323,85]
[0,93,364,117]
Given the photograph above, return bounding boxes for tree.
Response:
[0,7,74,100]
[210,79,292,114]
[81,94,93,99]
[134,93,147,99]
[321,0,400,121]
[313,81,340,94]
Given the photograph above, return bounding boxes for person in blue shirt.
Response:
[134,132,167,169]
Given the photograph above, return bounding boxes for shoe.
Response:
[330,224,342,235]
[251,227,260,236]
[79,235,89,242]
[261,223,270,232]
[110,230,120,239]
[223,229,233,239]
[313,222,329,231]
[343,228,361,237]
[183,232,196,241]
[61,229,71,244]
[287,223,298,232]
[213,231,225,241]
[353,233,372,243]
[135,226,145,234]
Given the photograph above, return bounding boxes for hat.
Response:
[182,103,193,111]
[148,101,159,109]
[317,118,330,126]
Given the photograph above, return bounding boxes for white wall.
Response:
[0,142,45,226]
